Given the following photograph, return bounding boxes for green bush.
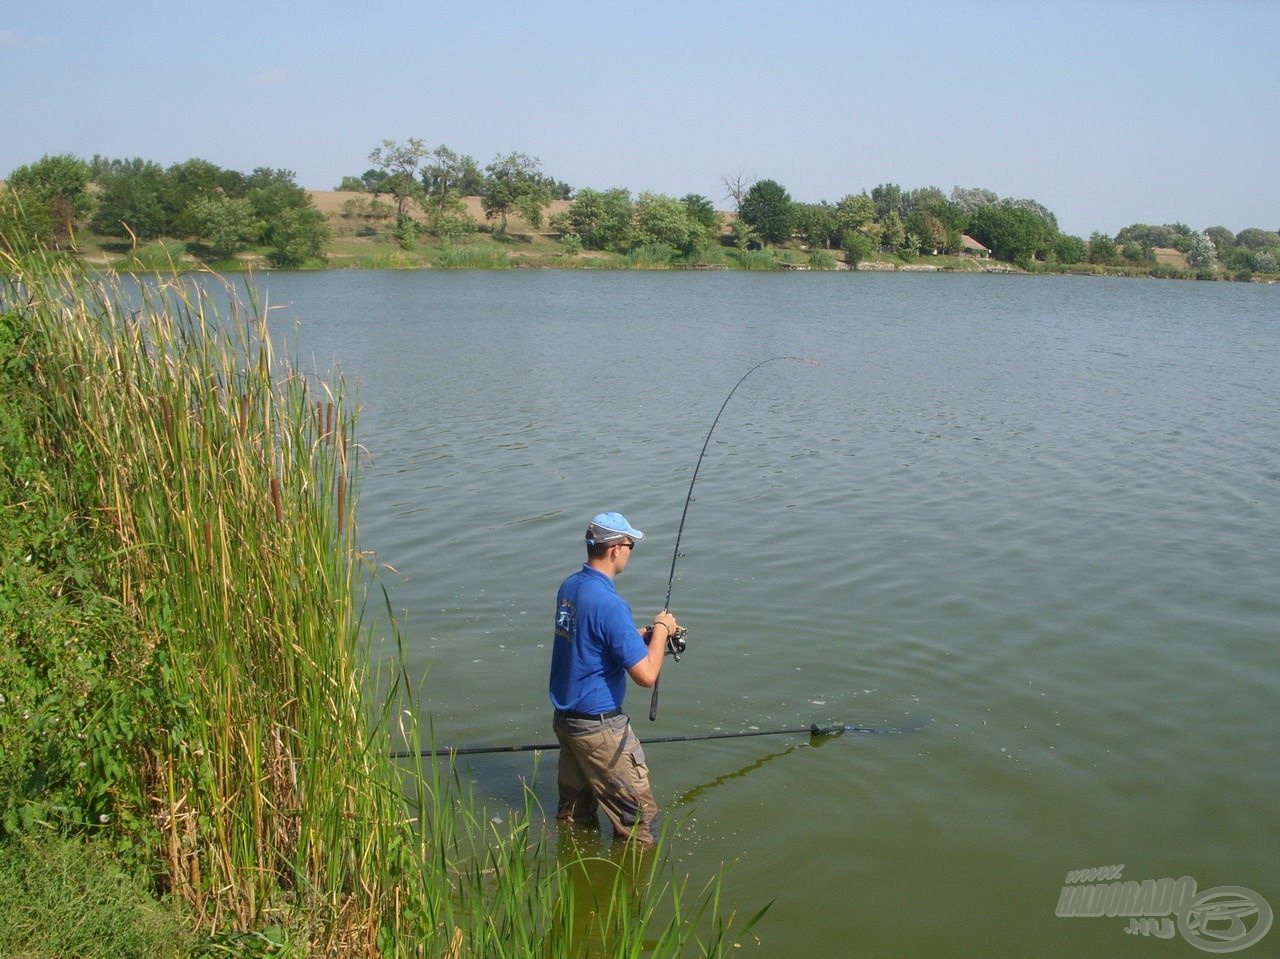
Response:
[0,311,155,840]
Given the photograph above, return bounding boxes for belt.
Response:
[555,708,621,721]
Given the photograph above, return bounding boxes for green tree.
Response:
[1116,223,1174,249]
[834,193,876,236]
[368,138,430,230]
[842,230,874,268]
[878,211,906,253]
[911,195,968,249]
[1051,233,1088,264]
[949,186,999,215]
[1121,243,1152,266]
[481,152,553,233]
[336,169,390,193]
[870,183,904,220]
[792,201,839,249]
[903,186,947,215]
[634,192,708,256]
[968,205,1049,268]
[0,188,53,254]
[265,205,330,267]
[905,211,947,254]
[422,146,481,213]
[1235,228,1280,251]
[553,188,633,251]
[241,168,330,262]
[1204,226,1235,256]
[89,158,170,238]
[6,154,93,247]
[242,168,307,227]
[418,146,481,240]
[680,194,721,238]
[164,159,237,221]
[729,218,759,250]
[186,195,260,258]
[428,198,478,243]
[1001,197,1059,234]
[738,179,793,245]
[1088,232,1120,265]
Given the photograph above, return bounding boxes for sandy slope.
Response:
[309,190,571,234]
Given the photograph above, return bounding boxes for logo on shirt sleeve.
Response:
[555,600,575,640]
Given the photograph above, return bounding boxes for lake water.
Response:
[253,269,1279,957]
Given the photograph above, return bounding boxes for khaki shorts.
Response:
[553,712,660,844]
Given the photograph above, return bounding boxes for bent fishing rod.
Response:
[391,719,917,759]
[650,355,823,721]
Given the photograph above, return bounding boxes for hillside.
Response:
[310,190,573,235]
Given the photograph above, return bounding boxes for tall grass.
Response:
[10,260,389,944]
[621,244,676,269]
[0,245,760,956]
[729,249,778,271]
[433,245,511,269]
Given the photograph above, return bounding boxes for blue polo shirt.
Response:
[549,565,648,714]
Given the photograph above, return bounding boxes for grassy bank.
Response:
[0,246,759,956]
[79,229,1276,280]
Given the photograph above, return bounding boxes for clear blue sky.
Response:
[3,0,1277,239]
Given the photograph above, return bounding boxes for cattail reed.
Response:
[0,247,754,958]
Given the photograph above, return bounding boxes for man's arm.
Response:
[627,611,678,687]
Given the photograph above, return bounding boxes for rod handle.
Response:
[648,678,660,721]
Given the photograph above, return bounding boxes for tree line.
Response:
[717,179,1279,276]
[5,141,1280,276]
[1,154,329,266]
[336,139,572,247]
[328,141,1280,276]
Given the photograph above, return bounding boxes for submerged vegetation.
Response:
[0,241,762,956]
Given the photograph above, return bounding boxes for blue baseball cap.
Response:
[585,512,645,545]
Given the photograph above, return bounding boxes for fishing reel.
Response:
[665,626,688,660]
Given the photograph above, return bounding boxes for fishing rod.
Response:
[390,719,915,759]
[650,355,823,721]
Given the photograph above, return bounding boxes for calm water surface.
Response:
[255,270,1278,957]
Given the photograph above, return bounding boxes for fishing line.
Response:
[650,355,823,721]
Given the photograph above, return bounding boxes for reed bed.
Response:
[432,245,511,269]
[0,245,759,957]
[728,249,779,271]
[621,244,676,269]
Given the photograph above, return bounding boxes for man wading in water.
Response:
[549,512,680,844]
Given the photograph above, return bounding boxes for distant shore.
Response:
[55,189,1270,281]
